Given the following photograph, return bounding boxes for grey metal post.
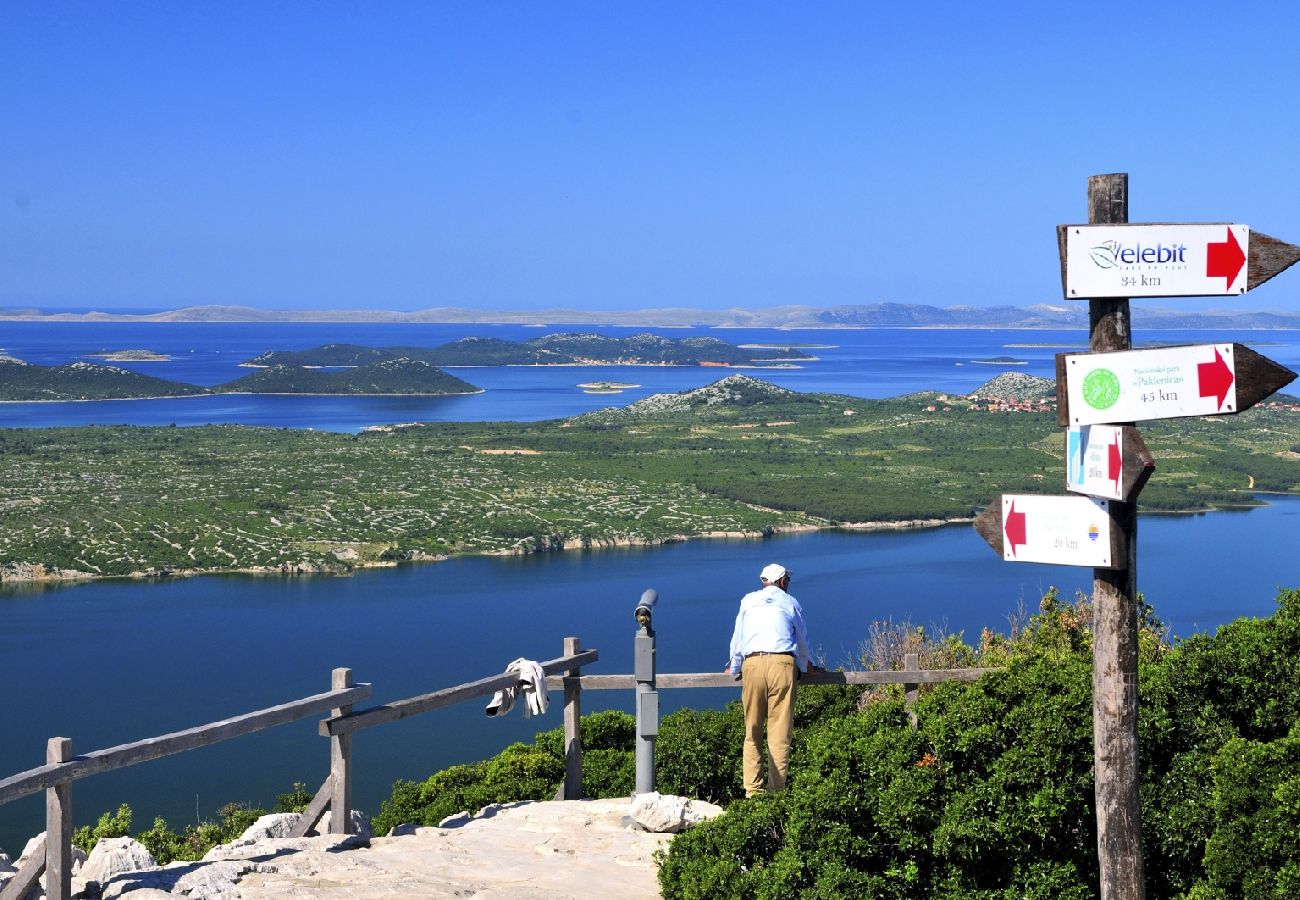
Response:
[633,589,659,795]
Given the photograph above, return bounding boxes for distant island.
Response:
[0,332,816,401]
[970,356,1027,365]
[578,381,640,394]
[242,334,814,368]
[88,349,171,362]
[6,301,1300,330]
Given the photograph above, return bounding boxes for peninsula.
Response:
[2,374,1297,584]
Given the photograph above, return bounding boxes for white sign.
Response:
[1066,425,1124,500]
[1062,344,1238,426]
[1001,494,1114,568]
[1064,224,1249,299]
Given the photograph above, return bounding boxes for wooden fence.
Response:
[1,637,992,900]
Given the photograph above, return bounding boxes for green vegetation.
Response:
[354,587,1300,898]
[1,376,1297,579]
[72,784,312,864]
[0,359,205,401]
[215,358,479,395]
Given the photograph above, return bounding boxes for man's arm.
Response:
[726,601,746,673]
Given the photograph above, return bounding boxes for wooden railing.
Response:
[1,637,992,900]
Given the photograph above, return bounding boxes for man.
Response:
[724,562,813,796]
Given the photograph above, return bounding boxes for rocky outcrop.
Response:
[629,792,724,834]
[80,837,157,888]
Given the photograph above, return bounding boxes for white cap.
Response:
[759,563,788,583]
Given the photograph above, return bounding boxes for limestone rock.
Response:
[237,812,301,844]
[0,852,13,874]
[317,809,374,841]
[80,836,157,886]
[629,792,725,833]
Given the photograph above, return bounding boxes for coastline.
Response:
[12,501,1283,589]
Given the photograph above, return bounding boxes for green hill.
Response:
[216,358,480,395]
[0,358,208,401]
[242,333,813,369]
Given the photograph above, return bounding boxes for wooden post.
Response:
[1087,172,1146,899]
[562,637,584,800]
[46,737,73,900]
[329,668,354,835]
[903,653,920,731]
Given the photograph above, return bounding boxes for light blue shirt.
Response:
[728,584,810,673]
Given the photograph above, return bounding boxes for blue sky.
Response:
[4,2,1300,313]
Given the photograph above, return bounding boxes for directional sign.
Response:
[973,494,1120,569]
[1055,342,1296,427]
[1058,224,1300,299]
[1065,425,1155,502]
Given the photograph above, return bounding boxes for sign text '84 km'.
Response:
[1059,223,1300,299]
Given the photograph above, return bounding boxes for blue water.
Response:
[3,323,1297,430]
[1,322,1298,852]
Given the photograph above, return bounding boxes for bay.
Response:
[2,499,1299,853]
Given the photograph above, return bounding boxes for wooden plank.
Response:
[551,669,995,691]
[0,834,45,900]
[0,683,372,806]
[288,775,334,839]
[323,649,599,737]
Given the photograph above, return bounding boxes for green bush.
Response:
[73,803,132,854]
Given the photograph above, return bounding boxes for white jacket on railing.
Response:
[484,658,549,718]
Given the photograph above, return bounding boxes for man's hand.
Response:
[723,665,731,675]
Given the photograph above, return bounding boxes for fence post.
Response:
[903,654,919,731]
[329,668,354,834]
[46,737,73,900]
[634,590,659,795]
[562,637,583,800]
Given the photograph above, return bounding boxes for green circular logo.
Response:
[1081,368,1121,410]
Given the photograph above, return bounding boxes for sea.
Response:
[1,320,1299,852]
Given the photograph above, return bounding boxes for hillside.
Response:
[0,358,207,401]
[216,358,480,395]
[2,374,1297,581]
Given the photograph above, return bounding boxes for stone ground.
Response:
[231,799,673,899]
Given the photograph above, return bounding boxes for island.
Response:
[242,333,814,369]
[216,358,480,395]
[970,356,1028,365]
[2,373,1296,583]
[0,358,208,401]
[87,349,172,362]
[577,381,640,394]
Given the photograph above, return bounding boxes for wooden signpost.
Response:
[1056,343,1296,426]
[976,172,1300,900]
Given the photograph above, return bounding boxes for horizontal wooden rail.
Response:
[543,668,998,691]
[321,649,599,737]
[0,682,372,807]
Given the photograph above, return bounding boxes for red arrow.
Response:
[1108,436,1122,494]
[1198,346,1235,410]
[1206,227,1246,290]
[1004,500,1027,558]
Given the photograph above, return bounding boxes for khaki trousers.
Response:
[740,653,797,797]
